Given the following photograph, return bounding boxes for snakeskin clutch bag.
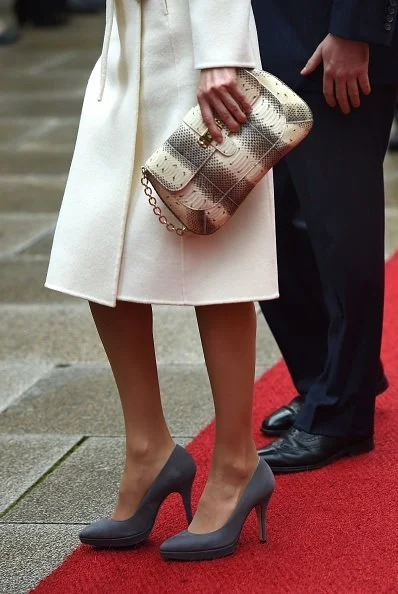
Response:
[141,69,313,235]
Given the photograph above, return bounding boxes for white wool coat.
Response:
[45,0,279,306]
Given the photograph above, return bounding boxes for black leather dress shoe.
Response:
[257,428,374,473]
[260,394,304,436]
[260,376,389,437]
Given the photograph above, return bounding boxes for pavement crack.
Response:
[0,436,88,520]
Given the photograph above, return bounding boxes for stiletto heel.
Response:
[255,497,270,543]
[160,459,275,561]
[180,480,194,524]
[79,445,196,548]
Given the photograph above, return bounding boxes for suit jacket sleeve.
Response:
[329,0,397,46]
[188,0,256,69]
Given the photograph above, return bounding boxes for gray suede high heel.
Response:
[79,444,196,548]
[160,459,275,561]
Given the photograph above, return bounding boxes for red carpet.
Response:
[31,254,398,594]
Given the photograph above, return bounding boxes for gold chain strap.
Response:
[141,168,186,236]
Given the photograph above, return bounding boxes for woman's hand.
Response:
[197,68,252,143]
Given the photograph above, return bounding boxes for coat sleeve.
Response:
[329,0,397,46]
[188,0,256,69]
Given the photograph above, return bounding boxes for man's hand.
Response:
[301,34,371,114]
[197,68,252,142]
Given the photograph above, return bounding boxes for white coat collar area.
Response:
[98,0,140,102]
[98,0,115,101]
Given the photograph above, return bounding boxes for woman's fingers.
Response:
[197,69,253,142]
[217,87,247,125]
[198,96,223,142]
[199,94,242,141]
[198,92,244,142]
[228,83,252,114]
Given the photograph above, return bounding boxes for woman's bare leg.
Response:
[89,301,174,520]
[191,301,259,533]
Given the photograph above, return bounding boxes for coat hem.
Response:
[45,283,279,307]
[45,283,116,307]
[117,292,280,306]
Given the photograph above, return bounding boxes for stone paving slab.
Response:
[0,304,203,365]
[0,304,106,364]
[0,214,56,257]
[44,50,100,72]
[19,29,102,51]
[255,317,281,366]
[20,231,54,256]
[1,71,87,94]
[0,364,122,437]
[0,259,75,303]
[0,523,83,594]
[385,155,398,208]
[1,437,192,525]
[0,434,81,514]
[0,362,52,413]
[24,119,79,147]
[153,306,279,367]
[0,303,280,366]
[0,363,217,437]
[9,34,101,58]
[0,119,39,146]
[0,48,98,75]
[386,181,398,207]
[0,97,84,119]
[0,175,65,213]
[0,147,72,175]
[386,209,398,259]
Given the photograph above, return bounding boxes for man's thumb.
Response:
[301,45,323,76]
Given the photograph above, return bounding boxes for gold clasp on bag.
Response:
[198,117,225,148]
[198,130,213,149]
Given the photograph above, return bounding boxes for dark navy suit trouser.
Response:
[260,85,397,438]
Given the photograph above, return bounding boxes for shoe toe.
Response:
[79,518,134,543]
[161,530,223,560]
[79,518,111,541]
[160,530,190,554]
[260,397,304,435]
[257,442,277,457]
[261,409,293,433]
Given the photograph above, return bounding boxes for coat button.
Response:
[389,0,397,6]
[385,23,393,30]
[388,6,396,13]
[386,15,395,22]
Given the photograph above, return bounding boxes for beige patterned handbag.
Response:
[141,68,313,236]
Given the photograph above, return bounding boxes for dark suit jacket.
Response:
[252,0,398,90]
